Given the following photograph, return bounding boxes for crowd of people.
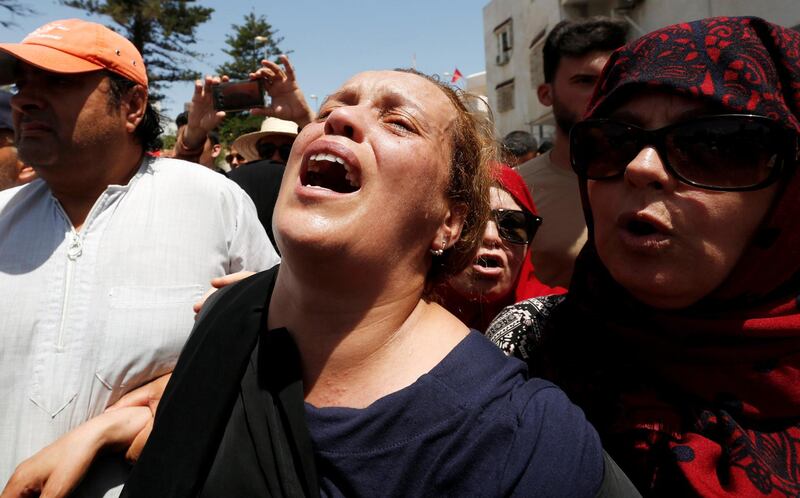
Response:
[0,12,799,498]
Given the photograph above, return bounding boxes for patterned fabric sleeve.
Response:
[486,295,566,363]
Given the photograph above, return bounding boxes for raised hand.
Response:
[249,55,315,128]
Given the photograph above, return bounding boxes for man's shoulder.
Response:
[146,157,245,196]
[516,152,551,175]
[150,156,229,181]
[0,179,48,212]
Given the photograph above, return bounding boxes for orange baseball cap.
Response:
[0,19,147,87]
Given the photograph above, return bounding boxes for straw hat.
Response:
[233,117,298,162]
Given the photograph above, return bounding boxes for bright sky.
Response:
[5,0,489,121]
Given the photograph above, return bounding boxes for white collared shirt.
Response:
[0,156,279,495]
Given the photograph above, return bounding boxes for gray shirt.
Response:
[0,156,279,495]
[516,152,587,288]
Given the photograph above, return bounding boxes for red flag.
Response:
[451,68,463,84]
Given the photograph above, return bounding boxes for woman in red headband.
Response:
[489,16,800,497]
[442,164,563,331]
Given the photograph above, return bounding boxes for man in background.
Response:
[0,19,277,496]
[197,129,224,173]
[502,130,538,167]
[517,17,627,288]
[232,116,297,165]
[0,90,35,190]
[174,55,314,251]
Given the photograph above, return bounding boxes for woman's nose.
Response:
[323,106,364,142]
[482,219,502,248]
[623,146,677,191]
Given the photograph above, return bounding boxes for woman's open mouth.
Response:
[302,153,361,194]
[617,212,672,252]
[626,219,658,236]
[476,256,501,268]
[472,253,504,277]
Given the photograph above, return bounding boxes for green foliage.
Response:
[0,0,36,28]
[218,112,262,146]
[216,11,286,80]
[161,134,176,151]
[60,0,213,102]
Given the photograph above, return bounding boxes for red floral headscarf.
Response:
[553,17,800,497]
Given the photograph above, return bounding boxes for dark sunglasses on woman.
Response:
[492,208,542,245]
[257,142,293,162]
[570,114,798,191]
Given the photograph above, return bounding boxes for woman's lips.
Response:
[471,253,505,278]
[472,264,503,278]
[616,211,673,253]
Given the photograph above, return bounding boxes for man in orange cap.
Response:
[0,19,278,496]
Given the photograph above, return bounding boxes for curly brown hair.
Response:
[394,70,496,293]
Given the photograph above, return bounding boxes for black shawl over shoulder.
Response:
[121,266,319,498]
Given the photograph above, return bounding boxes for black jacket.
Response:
[122,266,318,497]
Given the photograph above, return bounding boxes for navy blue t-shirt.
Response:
[305,331,604,497]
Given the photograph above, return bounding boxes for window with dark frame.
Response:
[496,79,515,112]
[495,19,513,65]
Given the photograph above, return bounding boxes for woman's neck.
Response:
[268,265,469,408]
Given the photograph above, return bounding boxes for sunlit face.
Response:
[447,186,528,303]
[11,64,125,169]
[272,71,457,278]
[588,91,778,309]
[225,146,245,169]
[550,51,611,134]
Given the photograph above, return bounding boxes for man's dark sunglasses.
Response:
[570,114,797,191]
[492,208,542,245]
[257,142,293,162]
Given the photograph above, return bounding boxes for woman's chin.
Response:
[620,278,705,310]
[456,283,509,305]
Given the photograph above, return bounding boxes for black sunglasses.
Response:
[256,142,293,162]
[570,114,797,191]
[225,153,245,165]
[492,208,542,245]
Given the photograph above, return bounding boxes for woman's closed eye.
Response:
[382,112,417,134]
[315,107,334,121]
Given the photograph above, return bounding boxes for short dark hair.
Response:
[207,129,220,146]
[503,130,537,158]
[105,71,164,152]
[175,111,189,128]
[537,139,554,154]
[543,17,628,83]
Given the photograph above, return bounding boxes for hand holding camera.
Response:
[182,55,314,151]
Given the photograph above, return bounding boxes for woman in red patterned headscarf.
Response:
[488,16,800,497]
[442,164,564,331]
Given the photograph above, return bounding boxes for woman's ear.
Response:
[431,202,467,253]
[124,85,147,134]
